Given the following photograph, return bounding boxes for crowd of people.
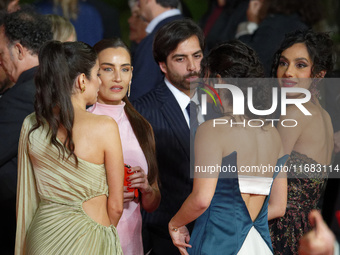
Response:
[0,0,339,255]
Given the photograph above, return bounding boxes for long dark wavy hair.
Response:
[271,30,335,78]
[93,38,159,186]
[31,40,97,165]
[201,40,273,122]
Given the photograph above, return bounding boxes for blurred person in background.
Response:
[83,0,121,39]
[0,0,19,97]
[129,0,182,101]
[0,7,52,255]
[46,14,77,42]
[34,0,103,46]
[200,0,249,51]
[128,0,149,57]
[236,0,322,76]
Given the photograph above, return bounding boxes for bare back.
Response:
[57,110,121,227]
[196,117,284,221]
[279,100,333,165]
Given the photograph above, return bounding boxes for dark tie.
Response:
[186,101,199,134]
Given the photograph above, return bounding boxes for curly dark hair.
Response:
[3,5,52,55]
[31,40,97,165]
[271,30,335,78]
[201,40,274,121]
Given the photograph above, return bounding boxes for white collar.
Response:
[146,9,181,34]
[164,77,190,113]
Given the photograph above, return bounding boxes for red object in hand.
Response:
[124,164,139,198]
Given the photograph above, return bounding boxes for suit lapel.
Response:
[156,84,190,159]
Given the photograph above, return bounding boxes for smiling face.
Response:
[276,43,314,98]
[97,47,132,105]
[160,35,203,97]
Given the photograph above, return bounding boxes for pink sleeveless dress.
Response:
[88,102,147,255]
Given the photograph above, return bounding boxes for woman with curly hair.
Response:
[269,29,335,255]
[168,40,288,255]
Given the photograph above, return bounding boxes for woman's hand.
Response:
[128,166,152,194]
[169,222,192,255]
[123,186,136,203]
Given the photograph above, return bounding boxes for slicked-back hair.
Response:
[156,0,178,8]
[271,30,335,78]
[2,5,52,55]
[93,38,159,186]
[31,41,97,165]
[94,38,131,62]
[153,18,205,64]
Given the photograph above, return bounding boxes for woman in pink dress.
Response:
[88,38,161,255]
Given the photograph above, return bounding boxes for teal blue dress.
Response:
[188,152,288,255]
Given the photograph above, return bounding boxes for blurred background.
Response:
[20,0,340,68]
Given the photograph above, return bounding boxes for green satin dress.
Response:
[15,113,122,255]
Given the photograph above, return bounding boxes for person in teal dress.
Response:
[168,40,288,255]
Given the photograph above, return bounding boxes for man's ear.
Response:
[7,0,19,12]
[159,62,167,74]
[14,43,25,61]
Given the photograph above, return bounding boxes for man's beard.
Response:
[168,71,200,92]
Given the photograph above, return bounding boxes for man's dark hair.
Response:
[156,0,178,8]
[2,5,53,55]
[153,18,205,63]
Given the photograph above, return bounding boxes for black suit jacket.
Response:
[130,14,183,101]
[0,66,37,255]
[239,14,308,76]
[200,0,248,51]
[133,81,193,232]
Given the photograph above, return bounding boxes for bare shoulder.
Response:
[281,104,314,127]
[84,113,119,138]
[198,117,234,139]
[283,104,310,120]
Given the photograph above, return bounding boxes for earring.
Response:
[128,81,131,97]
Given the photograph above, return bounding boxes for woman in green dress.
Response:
[15,41,124,255]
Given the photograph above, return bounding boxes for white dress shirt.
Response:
[164,78,190,127]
